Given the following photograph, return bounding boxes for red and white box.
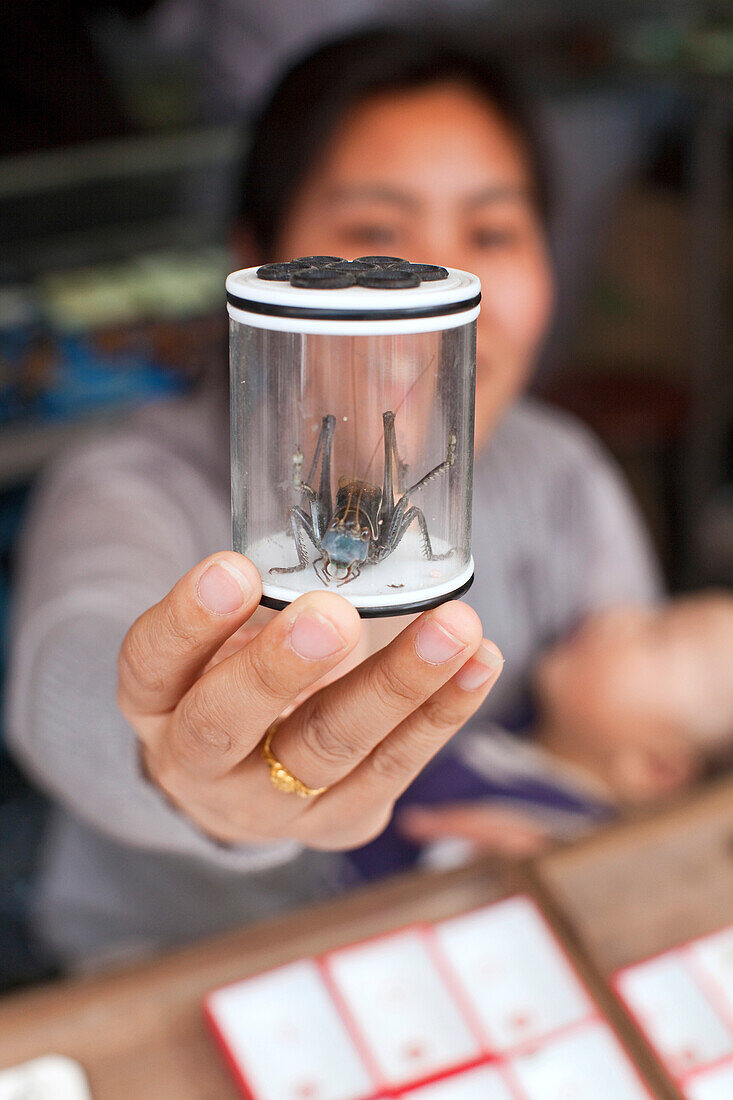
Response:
[205,895,656,1100]
[507,1021,653,1100]
[430,896,594,1053]
[684,1060,733,1100]
[322,928,482,1091]
[205,958,378,1100]
[616,953,733,1078]
[687,927,733,1028]
[614,924,733,1091]
[400,1063,516,1099]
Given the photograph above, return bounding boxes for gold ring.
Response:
[262,723,328,799]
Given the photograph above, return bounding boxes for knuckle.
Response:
[161,598,199,654]
[371,658,422,710]
[174,691,232,765]
[417,692,462,734]
[370,737,424,783]
[118,627,166,701]
[298,700,355,771]
[242,644,290,704]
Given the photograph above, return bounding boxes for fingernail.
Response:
[415,616,466,664]
[454,643,504,691]
[290,612,346,661]
[197,561,250,615]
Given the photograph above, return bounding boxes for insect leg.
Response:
[376,504,451,561]
[294,414,335,513]
[289,414,336,537]
[379,411,397,531]
[374,428,457,559]
[403,428,456,499]
[315,414,335,525]
[303,416,324,486]
[400,506,453,560]
[270,506,320,574]
[312,555,329,586]
[391,415,410,493]
[337,562,361,587]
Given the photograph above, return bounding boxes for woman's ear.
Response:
[231,221,260,267]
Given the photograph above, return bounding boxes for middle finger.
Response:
[249,600,483,791]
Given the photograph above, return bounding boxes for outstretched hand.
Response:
[117,552,503,850]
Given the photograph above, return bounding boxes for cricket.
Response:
[270,410,456,586]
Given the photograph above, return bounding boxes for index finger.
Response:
[165,590,362,778]
[117,551,262,716]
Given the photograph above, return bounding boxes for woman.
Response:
[7,29,658,967]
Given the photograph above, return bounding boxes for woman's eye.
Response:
[340,224,398,247]
[471,227,519,249]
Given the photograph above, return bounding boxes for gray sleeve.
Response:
[560,425,663,618]
[5,436,300,873]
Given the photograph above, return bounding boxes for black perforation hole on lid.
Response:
[404,263,449,281]
[325,260,373,272]
[253,256,454,290]
[356,268,421,289]
[290,255,344,267]
[290,269,357,289]
[256,263,294,281]
[355,255,407,266]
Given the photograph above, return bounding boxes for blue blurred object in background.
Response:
[0,246,226,990]
[0,486,58,990]
[37,333,183,420]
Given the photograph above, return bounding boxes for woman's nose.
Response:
[409,217,465,270]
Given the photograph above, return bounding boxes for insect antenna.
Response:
[344,334,361,524]
[355,350,437,492]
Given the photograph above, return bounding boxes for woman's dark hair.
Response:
[239,27,550,257]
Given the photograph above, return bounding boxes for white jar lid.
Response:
[226,259,481,335]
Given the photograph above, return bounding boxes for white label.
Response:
[324,930,480,1088]
[433,896,593,1051]
[0,1056,91,1100]
[617,954,733,1077]
[684,1061,733,1100]
[689,927,733,1025]
[400,1064,515,1099]
[207,959,375,1100]
[510,1023,650,1100]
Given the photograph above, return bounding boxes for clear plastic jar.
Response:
[228,257,480,616]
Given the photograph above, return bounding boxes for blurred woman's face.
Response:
[269,82,554,447]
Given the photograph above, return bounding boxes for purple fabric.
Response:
[347,747,612,881]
